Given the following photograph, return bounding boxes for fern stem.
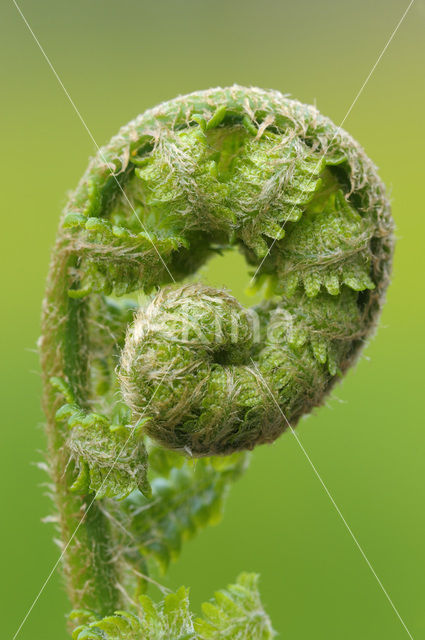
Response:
[40,233,120,616]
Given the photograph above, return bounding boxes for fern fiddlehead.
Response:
[40,86,393,638]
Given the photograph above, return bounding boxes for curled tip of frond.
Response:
[119,283,282,456]
[41,86,394,626]
[103,87,394,457]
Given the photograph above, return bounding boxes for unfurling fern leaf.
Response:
[40,87,392,636]
[71,574,275,640]
[51,377,151,499]
[194,573,275,640]
[120,450,248,574]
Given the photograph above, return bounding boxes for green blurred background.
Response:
[2,0,424,637]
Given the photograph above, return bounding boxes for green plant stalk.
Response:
[40,236,121,615]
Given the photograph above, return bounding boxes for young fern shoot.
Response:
[40,86,393,639]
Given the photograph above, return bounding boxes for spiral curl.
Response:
[62,85,393,457]
[41,86,393,628]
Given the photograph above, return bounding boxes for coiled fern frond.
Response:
[40,86,392,637]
